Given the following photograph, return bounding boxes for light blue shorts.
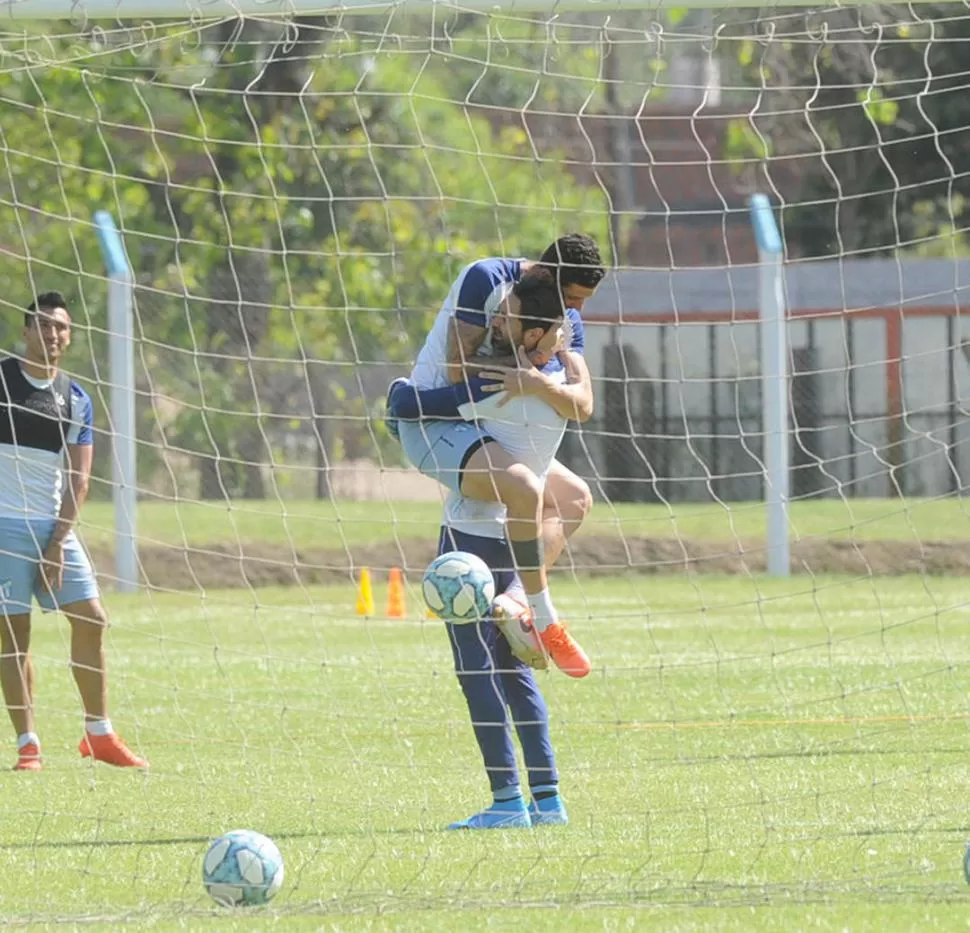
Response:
[398,419,492,493]
[0,518,100,614]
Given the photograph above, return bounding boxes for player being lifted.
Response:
[0,292,147,771]
[429,277,576,829]
[386,235,605,676]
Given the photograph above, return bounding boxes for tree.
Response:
[0,19,609,500]
[723,5,970,258]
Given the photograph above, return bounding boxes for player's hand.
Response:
[478,346,550,405]
[526,347,555,368]
[39,539,65,593]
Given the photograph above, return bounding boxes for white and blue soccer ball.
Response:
[423,551,495,623]
[202,829,284,907]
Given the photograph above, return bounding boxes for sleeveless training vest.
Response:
[0,357,73,454]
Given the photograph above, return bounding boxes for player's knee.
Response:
[547,472,593,524]
[571,476,594,520]
[499,466,543,519]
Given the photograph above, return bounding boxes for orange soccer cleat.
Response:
[79,733,148,769]
[538,621,592,678]
[13,741,42,772]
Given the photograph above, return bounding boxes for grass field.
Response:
[74,495,970,553]
[6,500,970,928]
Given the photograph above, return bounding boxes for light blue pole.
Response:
[94,210,138,593]
[748,194,790,577]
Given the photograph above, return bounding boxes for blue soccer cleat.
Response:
[528,795,569,827]
[384,376,409,442]
[447,798,531,831]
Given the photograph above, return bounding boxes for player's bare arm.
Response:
[445,318,517,383]
[41,443,93,592]
[478,347,594,423]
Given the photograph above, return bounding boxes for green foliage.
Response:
[0,20,609,498]
[726,6,970,258]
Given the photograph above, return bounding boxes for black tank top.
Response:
[0,357,72,454]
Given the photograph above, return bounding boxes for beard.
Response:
[490,329,514,354]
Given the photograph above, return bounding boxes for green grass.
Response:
[6,573,970,927]
[74,495,970,553]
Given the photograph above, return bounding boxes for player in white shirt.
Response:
[0,292,147,771]
[390,267,592,676]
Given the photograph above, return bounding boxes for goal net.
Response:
[2,1,969,922]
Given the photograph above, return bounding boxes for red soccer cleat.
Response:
[538,621,592,678]
[79,733,148,769]
[13,741,42,772]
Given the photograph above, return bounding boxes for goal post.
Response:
[94,209,138,593]
[749,192,789,577]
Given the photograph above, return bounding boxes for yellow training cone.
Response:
[356,567,375,617]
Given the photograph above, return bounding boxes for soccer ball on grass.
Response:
[202,829,284,907]
[422,551,495,623]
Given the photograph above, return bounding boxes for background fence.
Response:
[567,258,970,503]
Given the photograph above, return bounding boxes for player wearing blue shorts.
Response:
[0,292,146,771]
[387,235,604,676]
[439,523,568,830]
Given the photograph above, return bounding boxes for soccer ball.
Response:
[202,829,284,907]
[422,551,495,623]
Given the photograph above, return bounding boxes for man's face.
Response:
[24,306,71,366]
[561,283,596,311]
[494,293,563,356]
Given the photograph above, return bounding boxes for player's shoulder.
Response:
[69,379,91,404]
[460,257,523,285]
[68,380,94,417]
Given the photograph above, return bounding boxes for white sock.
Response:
[527,588,558,632]
[506,576,527,604]
[17,732,39,750]
[85,718,114,737]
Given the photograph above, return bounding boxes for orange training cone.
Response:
[356,567,375,617]
[386,567,407,619]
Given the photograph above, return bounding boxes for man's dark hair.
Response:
[25,291,69,327]
[538,233,605,291]
[513,267,564,335]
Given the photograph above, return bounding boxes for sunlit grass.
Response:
[4,574,970,925]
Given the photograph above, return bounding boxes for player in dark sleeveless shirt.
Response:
[0,292,146,771]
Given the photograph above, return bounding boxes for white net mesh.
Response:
[1,3,970,922]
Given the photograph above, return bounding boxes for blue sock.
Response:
[531,783,559,801]
[493,785,523,805]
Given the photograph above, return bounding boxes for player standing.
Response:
[440,521,568,830]
[432,297,579,829]
[0,292,147,771]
